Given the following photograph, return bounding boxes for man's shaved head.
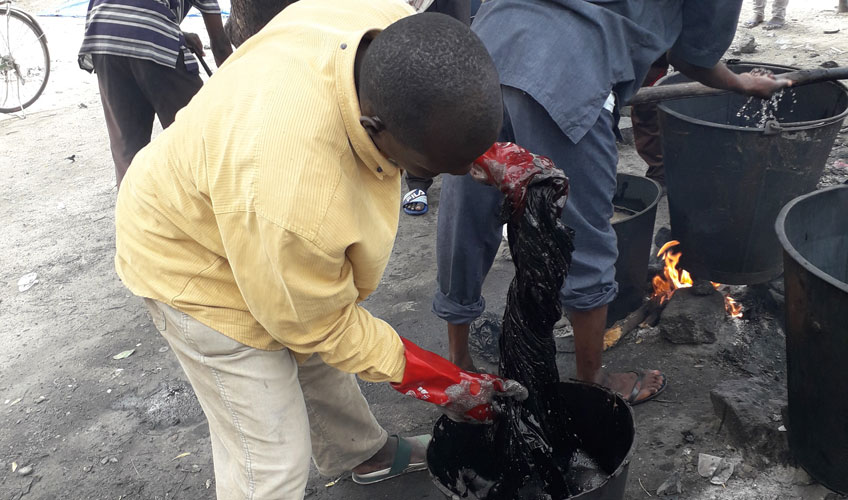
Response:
[359,13,502,177]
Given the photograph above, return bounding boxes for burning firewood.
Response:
[604,239,743,350]
[603,296,664,350]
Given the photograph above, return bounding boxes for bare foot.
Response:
[743,17,764,28]
[351,436,426,475]
[602,370,665,404]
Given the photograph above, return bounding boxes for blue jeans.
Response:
[433,86,619,324]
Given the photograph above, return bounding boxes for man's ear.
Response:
[359,115,385,137]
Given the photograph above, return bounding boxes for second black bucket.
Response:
[608,174,662,325]
[776,185,848,495]
[427,381,634,500]
[657,62,848,284]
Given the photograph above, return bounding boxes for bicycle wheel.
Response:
[0,7,50,113]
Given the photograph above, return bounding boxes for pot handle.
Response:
[763,119,782,135]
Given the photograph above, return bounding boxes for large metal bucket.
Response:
[427,381,634,499]
[657,62,848,284]
[776,185,848,495]
[608,174,663,325]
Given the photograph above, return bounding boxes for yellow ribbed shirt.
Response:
[115,0,414,383]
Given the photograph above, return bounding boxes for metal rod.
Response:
[197,53,213,77]
[189,47,213,77]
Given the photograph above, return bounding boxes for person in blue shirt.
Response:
[434,0,789,405]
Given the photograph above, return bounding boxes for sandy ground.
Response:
[1,0,848,499]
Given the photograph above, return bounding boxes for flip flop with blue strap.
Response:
[351,434,431,485]
[402,189,429,216]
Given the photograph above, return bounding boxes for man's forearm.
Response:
[667,52,791,99]
[667,54,744,92]
[202,12,233,66]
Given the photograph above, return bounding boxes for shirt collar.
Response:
[334,29,399,180]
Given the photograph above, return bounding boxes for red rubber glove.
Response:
[470,142,567,214]
[391,338,528,424]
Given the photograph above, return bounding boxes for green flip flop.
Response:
[351,434,431,485]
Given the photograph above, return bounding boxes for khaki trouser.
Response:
[143,299,388,500]
[753,0,789,21]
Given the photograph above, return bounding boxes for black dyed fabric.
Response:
[488,175,578,498]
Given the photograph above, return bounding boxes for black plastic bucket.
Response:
[427,381,634,500]
[657,62,848,284]
[608,174,663,325]
[776,185,848,495]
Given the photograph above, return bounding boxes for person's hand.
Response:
[391,337,528,424]
[735,70,793,99]
[470,142,568,215]
[183,32,205,57]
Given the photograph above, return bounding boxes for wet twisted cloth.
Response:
[469,143,580,498]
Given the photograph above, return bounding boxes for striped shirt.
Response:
[78,0,220,73]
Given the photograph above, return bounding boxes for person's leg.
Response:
[744,0,766,27]
[297,355,427,478]
[501,86,663,402]
[765,0,788,28]
[433,103,514,370]
[434,173,505,369]
[403,174,433,215]
[297,354,392,476]
[92,54,156,188]
[406,175,433,193]
[632,57,669,186]
[130,52,204,129]
[631,102,664,184]
[143,299,312,499]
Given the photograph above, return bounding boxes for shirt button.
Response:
[377,167,383,173]
[340,43,347,49]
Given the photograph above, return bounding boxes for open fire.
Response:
[652,240,743,318]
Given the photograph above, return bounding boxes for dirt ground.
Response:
[1,1,847,499]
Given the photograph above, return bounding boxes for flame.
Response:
[652,240,742,318]
[723,295,744,318]
[652,240,693,304]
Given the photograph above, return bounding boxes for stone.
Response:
[710,458,735,485]
[656,470,683,496]
[737,463,756,479]
[659,288,725,344]
[17,465,33,476]
[691,280,715,296]
[735,36,758,54]
[653,227,672,249]
[710,378,790,465]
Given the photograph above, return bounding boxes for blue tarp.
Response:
[41,0,230,17]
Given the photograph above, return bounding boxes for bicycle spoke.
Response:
[0,7,49,112]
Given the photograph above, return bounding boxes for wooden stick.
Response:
[639,296,665,328]
[629,66,848,105]
[603,298,655,350]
